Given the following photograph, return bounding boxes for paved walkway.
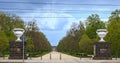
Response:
[0,51,120,63]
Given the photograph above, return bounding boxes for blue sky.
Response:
[0,0,120,46]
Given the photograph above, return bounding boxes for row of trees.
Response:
[57,9,120,57]
[25,20,51,56]
[0,12,52,56]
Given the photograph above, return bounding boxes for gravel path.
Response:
[0,51,120,63]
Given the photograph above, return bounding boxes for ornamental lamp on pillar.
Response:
[93,29,112,60]
[96,29,108,42]
[13,28,25,42]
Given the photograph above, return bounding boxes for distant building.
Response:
[52,46,57,51]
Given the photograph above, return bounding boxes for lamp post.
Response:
[22,35,26,63]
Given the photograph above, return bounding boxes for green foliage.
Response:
[26,37,34,53]
[0,12,52,56]
[85,14,106,39]
[57,14,106,57]
[57,35,75,52]
[57,21,85,55]
[0,31,9,53]
[84,14,106,55]
[0,12,12,31]
[79,33,93,54]
[26,19,39,32]
[105,9,120,56]
[26,30,52,57]
[0,12,25,32]
[0,12,25,54]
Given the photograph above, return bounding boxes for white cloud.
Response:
[22,11,78,31]
[91,8,112,11]
[38,13,58,30]
[101,18,108,22]
[58,13,77,30]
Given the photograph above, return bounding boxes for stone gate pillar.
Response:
[93,42,112,60]
[9,41,27,59]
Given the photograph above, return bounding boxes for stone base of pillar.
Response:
[93,42,112,60]
[9,41,27,59]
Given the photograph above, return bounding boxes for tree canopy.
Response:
[85,14,106,39]
[0,12,52,56]
[57,21,85,55]
[105,9,120,55]
[79,33,93,54]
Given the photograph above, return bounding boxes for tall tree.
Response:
[25,20,51,56]
[57,21,85,54]
[105,9,120,55]
[26,19,39,32]
[85,14,106,40]
[79,33,93,54]
[0,31,9,55]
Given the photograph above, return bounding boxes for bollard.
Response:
[90,56,91,60]
[50,54,51,60]
[60,53,61,60]
[30,56,32,60]
[30,53,32,60]
[41,55,42,60]
[80,54,81,60]
[3,54,5,60]
[116,56,117,60]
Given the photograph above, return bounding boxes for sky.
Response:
[0,0,120,46]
